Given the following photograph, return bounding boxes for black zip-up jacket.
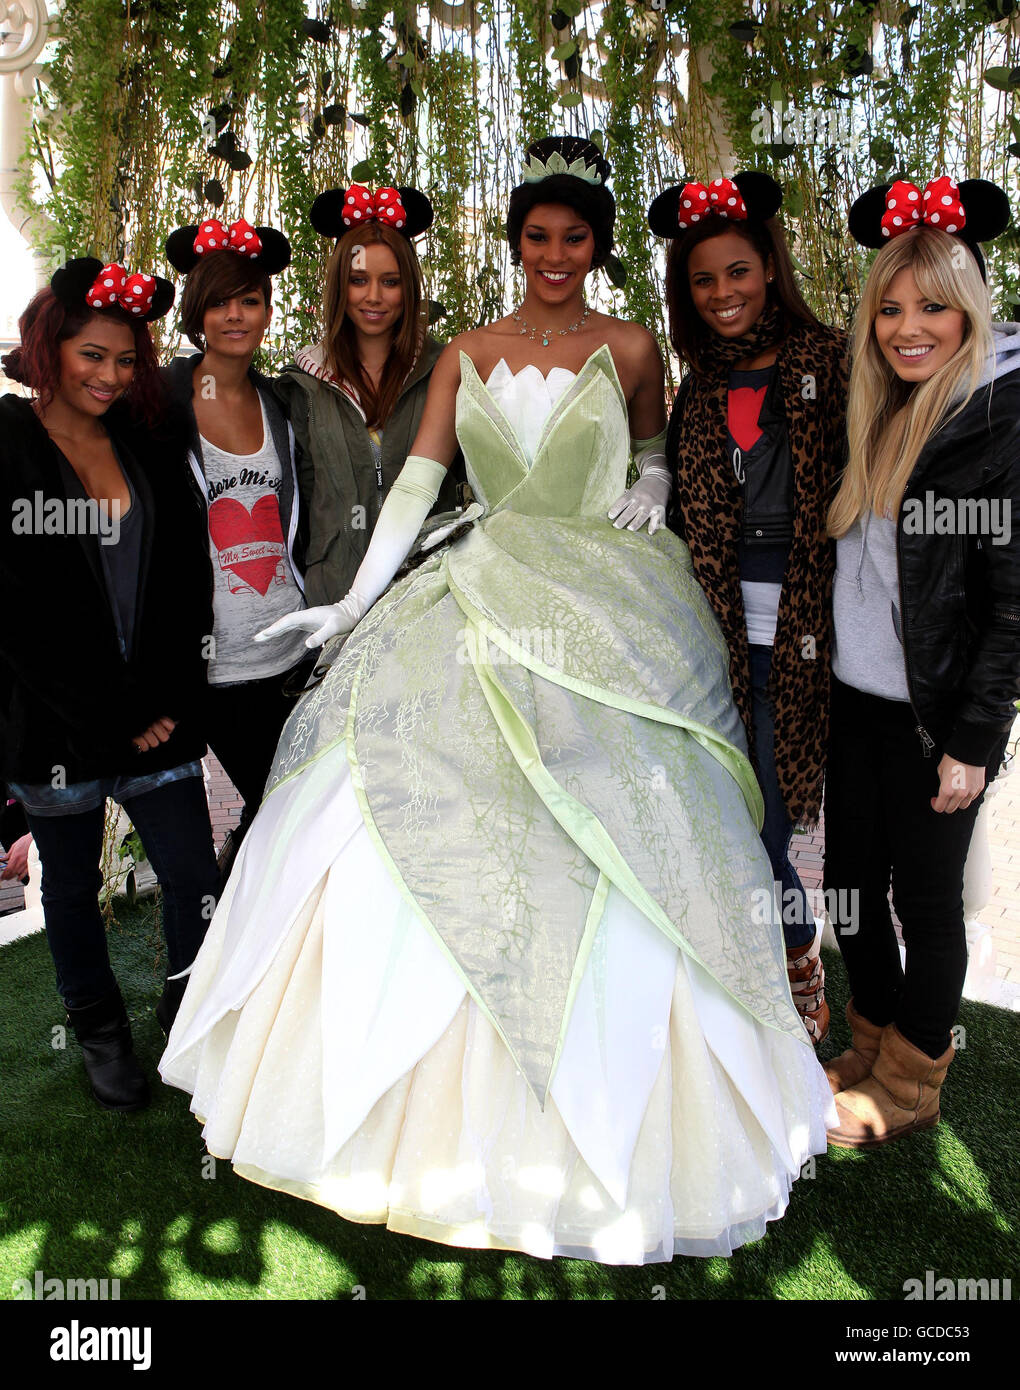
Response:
[896,369,1020,769]
[162,355,307,588]
[667,369,796,545]
[739,366,794,546]
[0,395,213,783]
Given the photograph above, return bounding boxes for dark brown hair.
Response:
[507,176,616,269]
[507,136,615,269]
[322,221,423,430]
[2,288,165,425]
[178,249,273,351]
[665,216,820,374]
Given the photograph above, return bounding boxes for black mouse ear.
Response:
[51,257,105,307]
[165,226,201,273]
[647,185,686,239]
[848,184,893,248]
[733,171,783,221]
[958,179,1012,245]
[309,189,349,239]
[144,277,176,322]
[252,227,291,273]
[396,187,433,238]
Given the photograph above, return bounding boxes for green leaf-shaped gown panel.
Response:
[267,344,803,1105]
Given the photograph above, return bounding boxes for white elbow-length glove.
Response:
[607,429,671,536]
[256,456,448,649]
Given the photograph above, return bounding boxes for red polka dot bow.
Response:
[676,177,749,231]
[87,264,158,315]
[192,218,265,259]
[880,177,967,239]
[341,184,407,230]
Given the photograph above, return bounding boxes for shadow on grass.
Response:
[2,904,1017,1301]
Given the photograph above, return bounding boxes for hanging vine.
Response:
[14,0,1019,373]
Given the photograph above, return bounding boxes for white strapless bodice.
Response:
[483,359,577,465]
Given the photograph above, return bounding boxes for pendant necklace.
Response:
[512,301,590,348]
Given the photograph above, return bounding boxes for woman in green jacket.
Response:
[275,183,465,606]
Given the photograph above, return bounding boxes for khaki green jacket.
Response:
[274,336,465,606]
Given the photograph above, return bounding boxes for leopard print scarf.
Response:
[668,308,849,826]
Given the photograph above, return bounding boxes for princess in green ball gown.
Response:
[161,139,834,1263]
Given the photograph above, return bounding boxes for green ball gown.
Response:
[161,345,834,1263]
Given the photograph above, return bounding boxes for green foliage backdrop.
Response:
[17,0,1020,378]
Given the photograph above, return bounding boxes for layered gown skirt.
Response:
[161,349,835,1262]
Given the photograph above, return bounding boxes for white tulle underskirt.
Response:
[161,744,835,1263]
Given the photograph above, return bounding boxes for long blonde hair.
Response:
[828,226,992,537]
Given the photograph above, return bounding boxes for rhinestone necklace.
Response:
[512,301,590,347]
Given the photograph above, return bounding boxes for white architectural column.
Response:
[1,2,52,286]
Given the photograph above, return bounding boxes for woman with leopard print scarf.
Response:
[649,173,849,1046]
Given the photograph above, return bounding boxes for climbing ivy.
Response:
[16,0,1018,371]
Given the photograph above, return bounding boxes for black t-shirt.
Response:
[57,446,144,660]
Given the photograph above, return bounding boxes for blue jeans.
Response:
[25,774,220,1009]
[748,643,814,949]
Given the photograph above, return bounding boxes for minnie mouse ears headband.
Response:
[165,219,292,275]
[648,172,783,238]
[849,177,1010,280]
[310,184,434,239]
[848,177,1010,248]
[51,257,175,323]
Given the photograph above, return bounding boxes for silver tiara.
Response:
[520,150,603,186]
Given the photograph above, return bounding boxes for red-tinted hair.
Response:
[2,287,167,426]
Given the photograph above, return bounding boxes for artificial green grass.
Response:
[1,901,1017,1300]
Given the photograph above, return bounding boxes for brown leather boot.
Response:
[785,934,830,1045]
[827,1024,954,1149]
[823,999,884,1096]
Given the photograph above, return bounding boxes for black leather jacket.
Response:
[896,369,1020,769]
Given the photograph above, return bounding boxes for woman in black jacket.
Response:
[823,179,1019,1146]
[163,221,310,877]
[0,259,220,1111]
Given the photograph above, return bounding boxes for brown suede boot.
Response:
[827,1024,954,1149]
[823,999,884,1096]
[785,934,830,1045]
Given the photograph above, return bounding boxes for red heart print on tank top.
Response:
[208,495,286,596]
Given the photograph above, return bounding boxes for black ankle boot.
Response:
[66,989,150,1112]
[155,975,189,1038]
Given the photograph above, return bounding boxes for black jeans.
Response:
[27,775,220,1010]
[749,643,814,949]
[202,660,312,844]
[823,676,991,1058]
